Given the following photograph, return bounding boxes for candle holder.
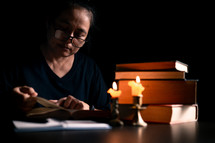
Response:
[109,98,124,127]
[131,96,147,127]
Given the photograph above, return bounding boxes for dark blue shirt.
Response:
[0,50,110,111]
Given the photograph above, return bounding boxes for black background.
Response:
[1,1,214,122]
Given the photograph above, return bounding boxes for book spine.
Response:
[115,71,185,80]
[118,80,197,104]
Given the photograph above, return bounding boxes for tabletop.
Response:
[4,121,215,143]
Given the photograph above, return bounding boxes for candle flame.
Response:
[107,81,121,98]
[113,81,117,90]
[136,76,140,83]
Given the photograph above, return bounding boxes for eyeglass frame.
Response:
[69,35,87,48]
[55,29,87,48]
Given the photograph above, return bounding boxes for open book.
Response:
[26,97,111,121]
[13,118,111,132]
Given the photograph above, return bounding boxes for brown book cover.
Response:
[116,60,188,73]
[119,104,198,124]
[115,71,185,80]
[118,80,197,104]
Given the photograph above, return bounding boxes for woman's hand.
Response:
[56,95,90,110]
[12,86,38,112]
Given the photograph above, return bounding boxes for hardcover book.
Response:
[119,104,198,124]
[117,80,197,104]
[115,71,185,80]
[116,60,188,73]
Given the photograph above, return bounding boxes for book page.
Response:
[36,97,65,110]
[13,118,62,132]
[13,118,111,132]
[27,107,61,116]
[26,97,70,117]
[26,97,111,121]
[62,120,112,130]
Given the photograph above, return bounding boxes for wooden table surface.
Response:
[3,121,214,143]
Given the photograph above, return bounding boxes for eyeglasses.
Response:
[55,29,87,48]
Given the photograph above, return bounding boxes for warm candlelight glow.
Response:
[128,76,145,96]
[107,82,122,98]
[113,81,117,90]
[136,76,140,83]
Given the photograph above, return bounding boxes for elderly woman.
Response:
[0,0,110,119]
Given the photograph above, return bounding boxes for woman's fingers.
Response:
[12,86,38,112]
[20,86,38,96]
[13,86,38,100]
[57,95,89,110]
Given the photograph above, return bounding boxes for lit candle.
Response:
[107,81,122,98]
[128,76,145,96]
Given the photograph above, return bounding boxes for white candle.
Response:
[107,81,122,98]
[128,76,145,96]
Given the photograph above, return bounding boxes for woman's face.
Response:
[47,7,91,57]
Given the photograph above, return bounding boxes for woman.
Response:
[0,0,110,119]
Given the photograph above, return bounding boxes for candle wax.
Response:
[128,80,145,96]
[107,88,122,98]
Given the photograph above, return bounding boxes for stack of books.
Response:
[115,60,198,124]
